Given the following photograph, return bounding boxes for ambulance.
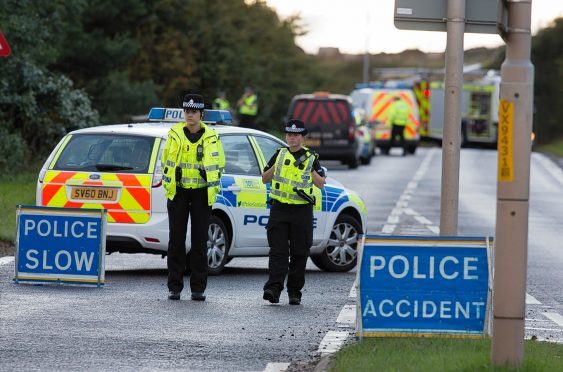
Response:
[36,108,367,275]
[351,82,421,155]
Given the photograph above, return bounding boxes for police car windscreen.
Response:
[54,134,156,173]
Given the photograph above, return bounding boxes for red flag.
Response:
[0,32,12,57]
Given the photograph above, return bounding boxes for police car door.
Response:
[252,135,328,246]
[219,135,268,248]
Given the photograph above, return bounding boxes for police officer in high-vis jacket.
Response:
[261,119,326,305]
[161,93,225,301]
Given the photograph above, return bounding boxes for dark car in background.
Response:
[287,92,362,168]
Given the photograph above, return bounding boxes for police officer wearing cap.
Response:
[161,93,225,301]
[261,119,326,305]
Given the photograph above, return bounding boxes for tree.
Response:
[0,0,98,169]
[531,17,563,144]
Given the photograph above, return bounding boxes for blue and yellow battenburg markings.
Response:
[217,176,349,213]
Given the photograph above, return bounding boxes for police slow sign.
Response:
[357,236,492,337]
[15,206,106,286]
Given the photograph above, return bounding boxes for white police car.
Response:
[36,108,367,275]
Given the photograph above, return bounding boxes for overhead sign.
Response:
[357,235,492,337]
[0,31,11,57]
[394,0,506,34]
[15,206,106,286]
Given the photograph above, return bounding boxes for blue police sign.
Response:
[357,235,492,337]
[15,206,106,286]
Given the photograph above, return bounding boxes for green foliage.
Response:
[0,0,99,170]
[531,18,563,144]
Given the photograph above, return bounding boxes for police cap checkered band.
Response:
[284,119,307,135]
[182,94,205,110]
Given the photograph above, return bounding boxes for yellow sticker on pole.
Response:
[498,100,514,182]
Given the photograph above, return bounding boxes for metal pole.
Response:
[363,11,370,83]
[440,0,465,235]
[492,0,533,367]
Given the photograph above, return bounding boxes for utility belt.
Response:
[269,199,313,209]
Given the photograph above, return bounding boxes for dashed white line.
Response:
[349,280,357,298]
[317,331,350,356]
[380,149,437,235]
[336,304,356,327]
[0,256,14,266]
[543,313,563,328]
[263,363,290,372]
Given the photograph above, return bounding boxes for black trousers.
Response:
[263,202,313,299]
[167,187,210,293]
[390,124,407,153]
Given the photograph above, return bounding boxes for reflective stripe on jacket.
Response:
[270,147,314,205]
[161,122,225,205]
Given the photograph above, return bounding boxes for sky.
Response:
[265,0,562,54]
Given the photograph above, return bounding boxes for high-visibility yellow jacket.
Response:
[213,98,230,110]
[388,100,410,126]
[269,147,315,205]
[239,94,258,116]
[161,122,225,205]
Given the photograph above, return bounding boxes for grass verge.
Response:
[535,138,563,157]
[330,337,563,371]
[0,164,41,242]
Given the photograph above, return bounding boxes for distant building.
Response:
[318,47,341,58]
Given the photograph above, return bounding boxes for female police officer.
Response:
[161,93,225,301]
[261,119,326,305]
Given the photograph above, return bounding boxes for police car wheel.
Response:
[312,214,360,272]
[207,215,230,276]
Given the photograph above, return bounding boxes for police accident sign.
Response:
[15,206,106,286]
[357,236,492,337]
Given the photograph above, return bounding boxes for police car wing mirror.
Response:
[320,166,328,178]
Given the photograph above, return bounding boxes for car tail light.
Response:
[144,237,160,243]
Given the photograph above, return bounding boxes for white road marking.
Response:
[0,256,14,266]
[526,293,542,305]
[525,327,563,331]
[544,313,563,328]
[379,149,437,235]
[336,304,356,327]
[317,331,350,355]
[349,280,357,298]
[263,363,290,372]
[414,215,433,225]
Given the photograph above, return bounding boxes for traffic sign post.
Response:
[0,31,11,57]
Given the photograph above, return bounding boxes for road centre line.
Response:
[0,256,14,266]
[380,149,437,235]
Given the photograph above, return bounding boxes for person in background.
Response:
[261,119,326,305]
[161,93,225,301]
[387,95,410,156]
[213,91,230,111]
[236,86,258,129]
